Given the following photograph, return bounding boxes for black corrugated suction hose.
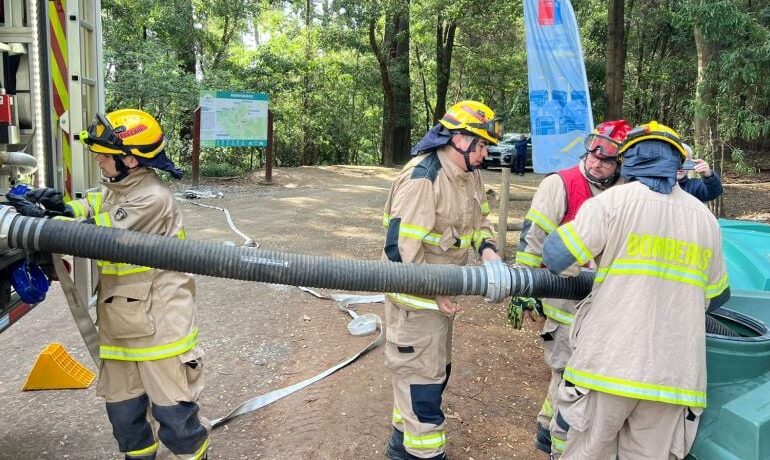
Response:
[2,212,595,300]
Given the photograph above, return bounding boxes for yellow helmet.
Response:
[439,100,503,145]
[618,121,687,162]
[78,109,167,158]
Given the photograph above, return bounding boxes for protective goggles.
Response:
[467,118,504,141]
[584,133,620,159]
[78,113,163,155]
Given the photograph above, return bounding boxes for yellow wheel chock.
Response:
[22,343,96,390]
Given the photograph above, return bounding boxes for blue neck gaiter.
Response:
[620,140,681,194]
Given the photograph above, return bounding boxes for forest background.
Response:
[102,0,770,179]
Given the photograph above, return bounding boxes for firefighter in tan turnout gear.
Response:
[382,100,502,460]
[31,109,209,459]
[510,119,632,455]
[541,121,730,459]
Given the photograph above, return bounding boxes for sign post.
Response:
[195,91,270,184]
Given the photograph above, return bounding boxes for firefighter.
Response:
[14,109,209,459]
[541,121,730,459]
[509,119,632,455]
[382,100,502,460]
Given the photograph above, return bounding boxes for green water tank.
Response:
[689,292,770,459]
[720,219,770,291]
[687,220,770,458]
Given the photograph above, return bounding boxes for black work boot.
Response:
[385,428,408,460]
[535,423,552,454]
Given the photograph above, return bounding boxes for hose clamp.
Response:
[0,205,18,250]
[483,260,512,303]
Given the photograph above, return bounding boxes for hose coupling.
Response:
[483,260,512,303]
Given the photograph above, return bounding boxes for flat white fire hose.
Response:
[210,288,384,427]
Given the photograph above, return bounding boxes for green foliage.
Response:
[199,161,245,177]
[101,0,770,173]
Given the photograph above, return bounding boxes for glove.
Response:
[508,297,543,330]
[24,188,73,217]
[6,193,47,217]
[26,188,66,213]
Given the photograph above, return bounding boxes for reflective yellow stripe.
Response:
[480,200,490,216]
[87,192,103,214]
[127,441,159,457]
[400,223,431,241]
[387,293,439,311]
[564,366,707,407]
[515,251,542,267]
[100,328,199,361]
[557,222,592,265]
[707,274,729,298]
[97,260,153,276]
[541,398,554,417]
[53,216,76,221]
[542,303,574,325]
[403,431,446,450]
[383,213,473,249]
[67,200,88,218]
[551,434,566,453]
[525,209,557,234]
[472,230,493,249]
[94,212,112,227]
[177,228,187,240]
[392,407,403,425]
[191,437,209,460]
[596,258,708,290]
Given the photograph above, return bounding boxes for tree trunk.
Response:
[371,0,411,166]
[174,0,196,151]
[694,24,721,215]
[300,0,314,165]
[434,16,456,123]
[605,0,625,120]
[370,20,396,166]
[390,1,411,165]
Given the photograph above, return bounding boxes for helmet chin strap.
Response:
[582,157,619,188]
[449,136,479,172]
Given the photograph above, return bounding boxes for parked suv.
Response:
[482,132,532,169]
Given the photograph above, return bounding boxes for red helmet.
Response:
[584,119,633,161]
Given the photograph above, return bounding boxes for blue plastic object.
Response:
[8,184,30,196]
[9,259,49,304]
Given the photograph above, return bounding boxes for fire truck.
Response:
[0,0,102,333]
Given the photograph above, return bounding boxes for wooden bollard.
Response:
[507,220,524,231]
[508,192,535,201]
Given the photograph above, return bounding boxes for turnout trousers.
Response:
[550,382,701,460]
[97,357,210,459]
[385,299,453,459]
[536,319,572,453]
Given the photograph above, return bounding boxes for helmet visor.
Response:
[79,113,127,153]
[584,133,620,159]
[468,118,504,141]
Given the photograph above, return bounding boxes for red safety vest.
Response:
[556,165,593,225]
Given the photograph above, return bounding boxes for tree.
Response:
[605,0,625,119]
[370,0,412,166]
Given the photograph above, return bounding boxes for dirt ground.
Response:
[0,165,768,460]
